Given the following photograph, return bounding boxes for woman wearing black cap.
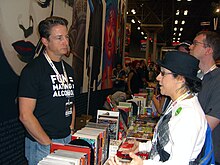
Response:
[108,51,209,164]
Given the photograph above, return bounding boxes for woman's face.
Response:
[156,67,177,97]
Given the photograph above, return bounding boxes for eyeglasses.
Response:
[160,71,173,77]
[192,40,209,47]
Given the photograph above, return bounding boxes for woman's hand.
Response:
[129,152,143,165]
[107,153,143,165]
[122,139,139,154]
[108,155,123,165]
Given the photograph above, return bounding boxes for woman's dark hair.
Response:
[38,16,68,39]
[172,74,202,93]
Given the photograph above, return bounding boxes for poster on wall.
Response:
[0,0,73,76]
[101,0,118,90]
[115,0,126,65]
[69,0,87,93]
[82,0,106,93]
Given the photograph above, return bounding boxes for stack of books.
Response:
[38,143,91,165]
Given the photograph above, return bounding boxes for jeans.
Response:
[25,134,71,165]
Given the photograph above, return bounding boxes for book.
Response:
[38,157,75,165]
[85,122,109,163]
[97,110,120,140]
[50,143,91,165]
[73,130,100,165]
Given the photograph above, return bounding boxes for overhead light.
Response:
[184,10,188,15]
[131,19,135,23]
[131,9,136,14]
[173,37,176,40]
[174,27,177,31]
[127,11,129,14]
[179,33,181,36]
[175,20,178,24]
[176,10,180,15]
[177,38,180,40]
[137,27,140,30]
[177,0,181,1]
[216,8,220,13]
[180,27,183,31]
[181,20,185,24]
[141,31,144,35]
[173,32,176,35]
[138,20,141,24]
[144,36,147,39]
[187,0,192,1]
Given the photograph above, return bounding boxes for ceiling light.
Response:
[179,33,181,36]
[141,32,144,35]
[137,27,140,30]
[131,9,136,14]
[144,36,147,39]
[184,10,188,15]
[181,20,185,24]
[131,19,135,23]
[187,0,192,1]
[174,27,177,31]
[138,20,141,24]
[173,37,176,40]
[180,27,183,31]
[173,33,176,35]
[175,20,178,24]
[177,38,180,40]
[216,8,220,13]
[177,0,181,1]
[176,10,180,15]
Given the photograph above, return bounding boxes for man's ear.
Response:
[205,46,213,57]
[41,37,48,47]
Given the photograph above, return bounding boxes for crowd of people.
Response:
[17,15,220,165]
[112,60,160,95]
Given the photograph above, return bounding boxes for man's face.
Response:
[45,25,69,56]
[189,34,207,60]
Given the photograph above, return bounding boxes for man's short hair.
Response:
[38,16,68,39]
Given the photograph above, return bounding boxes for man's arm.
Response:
[206,115,220,131]
[70,104,76,133]
[19,97,52,145]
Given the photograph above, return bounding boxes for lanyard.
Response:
[152,91,191,141]
[163,91,191,116]
[204,64,217,75]
[44,51,69,89]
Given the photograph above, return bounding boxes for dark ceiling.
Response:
[127,0,219,46]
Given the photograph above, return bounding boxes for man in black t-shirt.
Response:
[18,16,76,165]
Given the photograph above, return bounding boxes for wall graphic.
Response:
[69,0,87,93]
[82,0,106,93]
[101,0,118,90]
[0,0,72,76]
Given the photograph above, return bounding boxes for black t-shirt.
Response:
[18,54,75,140]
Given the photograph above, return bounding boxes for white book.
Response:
[47,153,80,165]
[38,157,75,165]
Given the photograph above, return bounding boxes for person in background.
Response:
[112,63,126,92]
[108,51,207,164]
[138,60,149,88]
[175,40,192,54]
[189,31,220,164]
[127,60,143,94]
[18,16,76,165]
